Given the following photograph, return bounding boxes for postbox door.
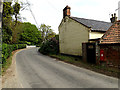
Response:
[100,49,104,61]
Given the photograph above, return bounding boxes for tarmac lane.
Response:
[15,47,118,88]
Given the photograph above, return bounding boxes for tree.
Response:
[12,2,21,43]
[19,22,42,45]
[2,1,21,44]
[39,24,56,42]
[2,1,42,45]
[13,2,20,26]
[2,2,14,44]
[2,2,13,18]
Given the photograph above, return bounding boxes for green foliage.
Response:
[2,2,42,45]
[2,44,26,67]
[2,2,14,44]
[2,2,14,18]
[39,24,56,42]
[2,44,13,64]
[13,2,21,25]
[39,36,59,55]
[17,44,26,49]
[19,22,42,45]
[13,2,20,14]
[2,2,21,44]
[2,28,12,44]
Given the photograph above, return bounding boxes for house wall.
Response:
[89,32,104,39]
[59,16,89,56]
[100,44,120,67]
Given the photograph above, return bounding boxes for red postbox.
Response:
[100,49,104,61]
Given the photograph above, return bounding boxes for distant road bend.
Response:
[16,48,118,88]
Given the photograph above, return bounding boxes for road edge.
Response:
[2,48,28,88]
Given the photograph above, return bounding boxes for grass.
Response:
[49,53,120,78]
[2,54,13,76]
[0,64,2,75]
[1,49,21,76]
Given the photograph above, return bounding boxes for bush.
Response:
[2,44,26,66]
[12,44,18,50]
[2,44,11,64]
[39,36,59,55]
[17,44,26,49]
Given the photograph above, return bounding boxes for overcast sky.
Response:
[19,0,120,34]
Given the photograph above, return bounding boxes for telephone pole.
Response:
[0,0,3,89]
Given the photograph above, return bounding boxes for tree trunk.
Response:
[15,13,17,26]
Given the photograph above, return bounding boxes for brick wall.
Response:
[82,43,87,62]
[100,44,120,67]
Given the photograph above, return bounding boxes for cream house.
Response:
[59,6,112,56]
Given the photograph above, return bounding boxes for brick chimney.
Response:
[63,5,71,18]
[110,13,117,23]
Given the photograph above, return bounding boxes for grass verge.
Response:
[49,54,120,78]
[1,49,24,76]
[2,54,13,76]
[0,64,2,76]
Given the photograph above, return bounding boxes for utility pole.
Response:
[0,0,3,89]
[115,1,120,20]
[26,0,39,28]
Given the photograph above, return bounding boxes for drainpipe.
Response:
[88,28,91,42]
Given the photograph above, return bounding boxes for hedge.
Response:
[2,44,26,65]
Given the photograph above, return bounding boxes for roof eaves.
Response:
[99,42,120,44]
[91,29,106,32]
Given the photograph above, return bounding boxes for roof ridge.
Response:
[69,16,112,32]
[71,16,111,24]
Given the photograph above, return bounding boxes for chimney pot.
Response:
[63,5,71,18]
[110,13,117,23]
[111,14,113,18]
[114,13,116,17]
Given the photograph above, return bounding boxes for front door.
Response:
[87,43,96,64]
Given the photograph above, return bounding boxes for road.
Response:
[16,48,118,88]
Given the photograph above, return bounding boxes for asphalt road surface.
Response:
[16,48,118,88]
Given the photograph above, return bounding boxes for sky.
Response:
[19,0,120,34]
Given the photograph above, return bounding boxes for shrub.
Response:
[17,44,26,49]
[12,44,18,50]
[2,44,26,66]
[39,36,59,55]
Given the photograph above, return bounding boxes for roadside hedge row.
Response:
[2,44,26,65]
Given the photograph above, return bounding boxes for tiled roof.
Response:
[100,21,120,44]
[70,17,112,32]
